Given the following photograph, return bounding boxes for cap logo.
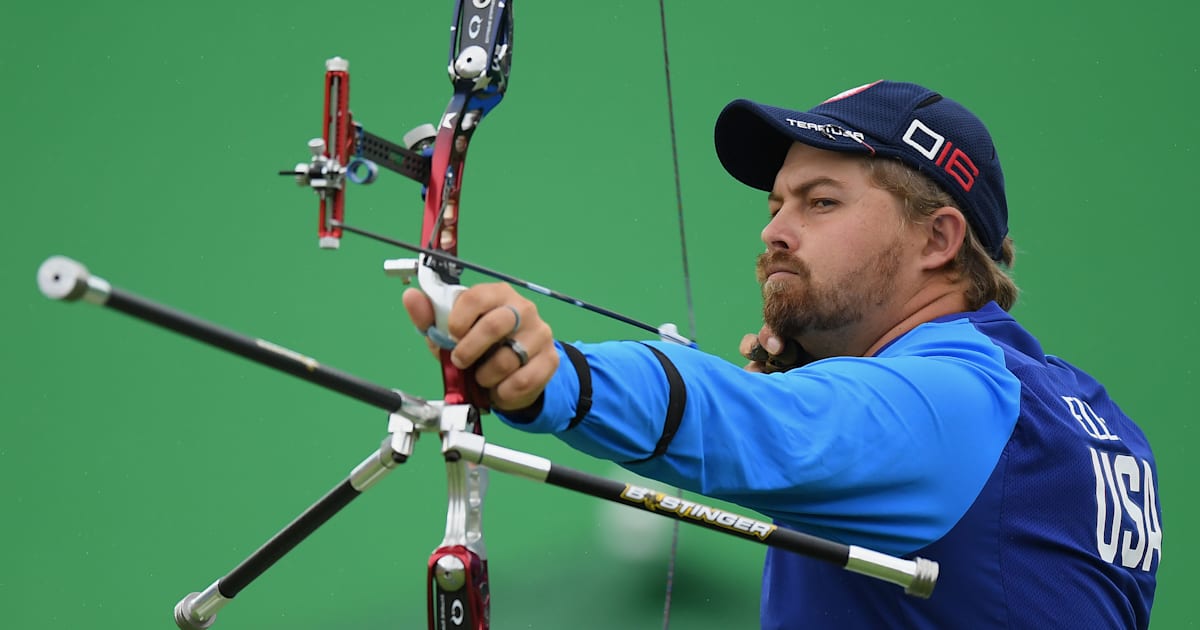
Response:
[785,118,864,142]
[901,118,979,192]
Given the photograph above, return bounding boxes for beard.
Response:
[756,243,903,341]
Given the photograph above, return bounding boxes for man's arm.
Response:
[497,321,1020,556]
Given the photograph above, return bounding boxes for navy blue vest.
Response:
[760,305,1161,629]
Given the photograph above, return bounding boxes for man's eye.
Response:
[813,198,838,210]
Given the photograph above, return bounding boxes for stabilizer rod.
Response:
[173,434,411,629]
[37,256,438,423]
[444,431,939,599]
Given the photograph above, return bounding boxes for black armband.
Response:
[561,342,593,430]
[621,343,687,464]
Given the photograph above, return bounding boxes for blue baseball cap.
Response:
[714,81,1008,260]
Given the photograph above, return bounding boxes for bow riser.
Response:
[421,3,513,629]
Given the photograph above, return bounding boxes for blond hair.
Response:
[863,157,1018,311]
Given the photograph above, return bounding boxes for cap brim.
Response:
[714,99,874,192]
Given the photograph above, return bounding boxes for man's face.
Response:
[756,142,916,343]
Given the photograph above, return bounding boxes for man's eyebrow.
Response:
[768,176,845,203]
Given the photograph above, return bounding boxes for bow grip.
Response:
[383,255,466,350]
[418,256,467,350]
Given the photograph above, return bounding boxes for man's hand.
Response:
[739,326,810,373]
[402,283,558,412]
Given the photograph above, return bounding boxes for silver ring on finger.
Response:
[504,304,521,336]
[502,337,529,367]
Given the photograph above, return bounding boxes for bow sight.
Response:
[280,56,437,250]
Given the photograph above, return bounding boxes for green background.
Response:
[3,1,1195,628]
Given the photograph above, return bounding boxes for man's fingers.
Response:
[491,350,560,412]
[743,360,767,374]
[739,333,761,360]
[757,326,783,355]
[446,284,520,339]
[408,282,555,408]
[742,327,808,373]
[451,301,534,369]
[402,288,436,331]
[402,288,442,358]
[474,338,526,388]
[742,332,777,374]
[473,315,553,387]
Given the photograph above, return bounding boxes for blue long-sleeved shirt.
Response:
[498,303,1161,628]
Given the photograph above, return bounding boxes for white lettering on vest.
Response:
[1089,447,1162,571]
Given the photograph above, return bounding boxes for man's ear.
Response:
[920,206,968,269]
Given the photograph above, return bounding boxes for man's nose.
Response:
[761,213,797,252]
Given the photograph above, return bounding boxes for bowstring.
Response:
[657,1,695,628]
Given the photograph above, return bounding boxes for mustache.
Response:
[756,251,809,283]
